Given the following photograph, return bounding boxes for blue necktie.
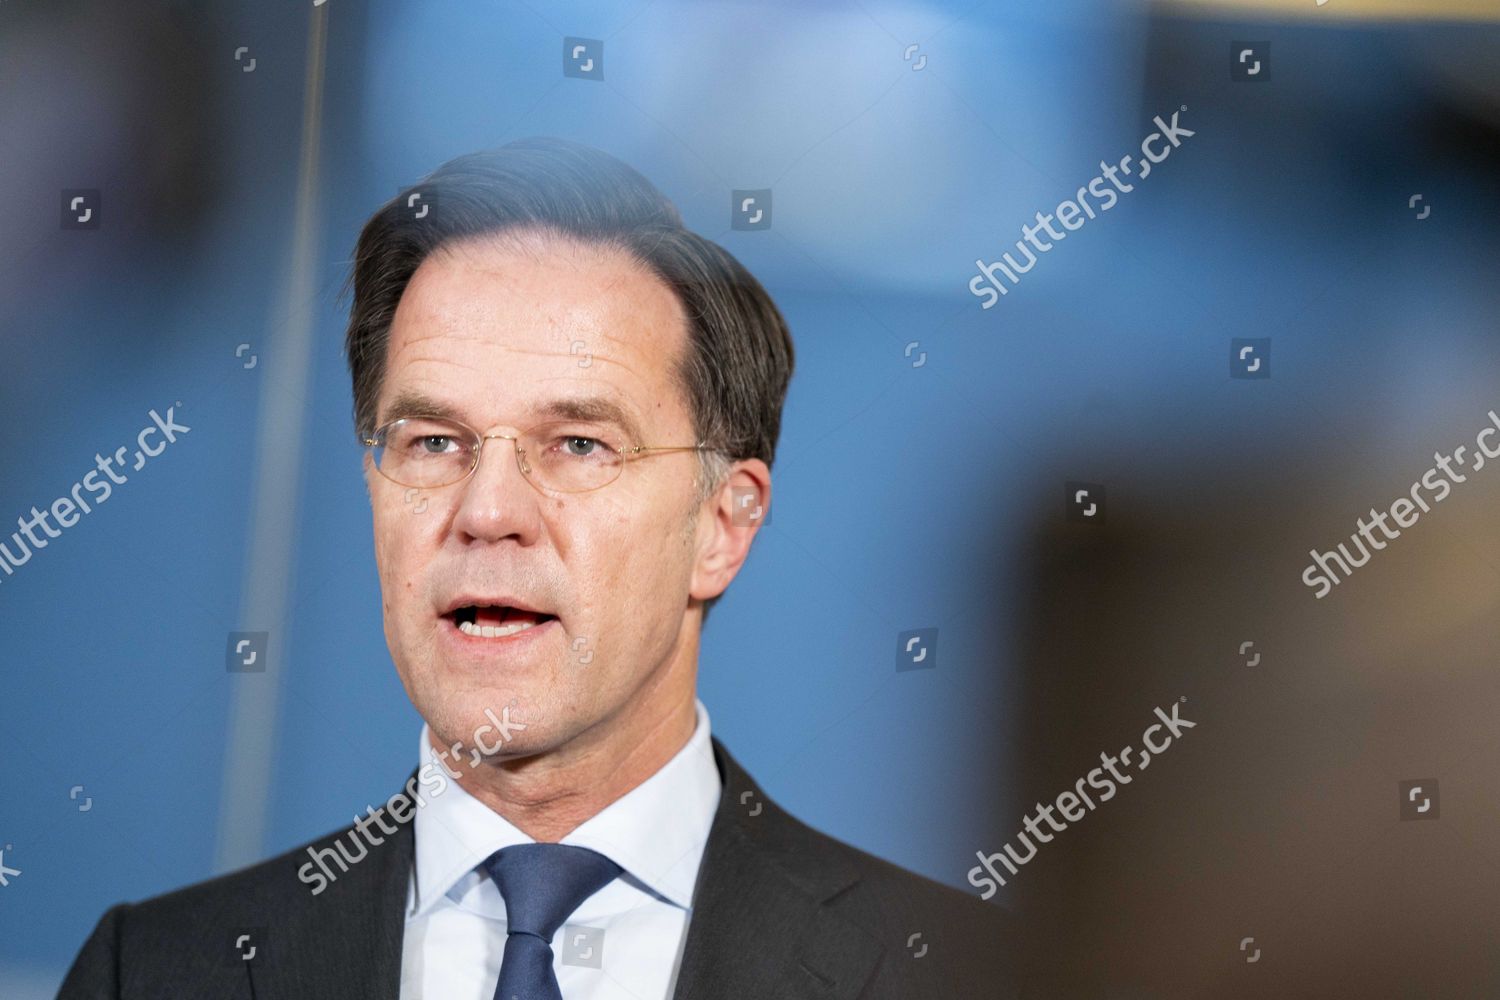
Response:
[481,843,623,1000]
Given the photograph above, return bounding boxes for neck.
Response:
[434,632,701,842]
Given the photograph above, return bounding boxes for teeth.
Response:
[457,619,541,638]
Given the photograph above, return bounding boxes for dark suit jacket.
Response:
[60,736,1031,998]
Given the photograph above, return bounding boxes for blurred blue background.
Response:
[4,0,1500,996]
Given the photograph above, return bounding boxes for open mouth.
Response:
[445,605,558,639]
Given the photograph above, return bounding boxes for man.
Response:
[61,138,1028,999]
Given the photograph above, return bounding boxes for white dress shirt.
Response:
[399,699,722,1000]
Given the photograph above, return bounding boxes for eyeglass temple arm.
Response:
[629,443,718,456]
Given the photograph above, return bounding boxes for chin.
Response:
[425,690,548,759]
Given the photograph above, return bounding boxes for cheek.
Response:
[371,502,432,609]
[370,506,398,574]
[579,497,693,608]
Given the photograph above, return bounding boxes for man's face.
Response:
[368,230,708,762]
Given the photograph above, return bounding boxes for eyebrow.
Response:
[381,389,646,441]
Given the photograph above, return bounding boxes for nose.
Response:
[449,435,543,545]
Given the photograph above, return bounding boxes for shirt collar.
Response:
[408,698,720,918]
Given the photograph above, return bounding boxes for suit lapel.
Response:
[671,739,885,1000]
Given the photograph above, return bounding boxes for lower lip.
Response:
[441,616,559,652]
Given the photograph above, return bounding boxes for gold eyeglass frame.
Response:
[362,414,721,495]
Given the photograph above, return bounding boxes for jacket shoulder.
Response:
[58,817,403,998]
[711,745,1032,998]
[712,737,1021,948]
[120,821,362,926]
[762,798,1017,935]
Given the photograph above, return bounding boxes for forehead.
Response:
[379,229,691,434]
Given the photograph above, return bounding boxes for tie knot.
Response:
[481,843,623,941]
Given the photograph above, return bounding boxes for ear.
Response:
[689,459,771,604]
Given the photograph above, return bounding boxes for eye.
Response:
[384,419,470,458]
[541,432,619,462]
[564,436,602,457]
[417,435,456,455]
